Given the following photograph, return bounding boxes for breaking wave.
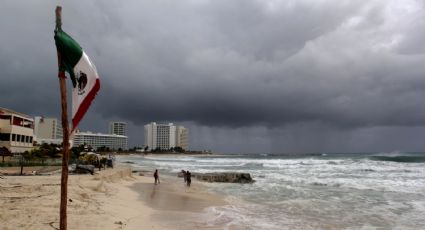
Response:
[370,155,425,163]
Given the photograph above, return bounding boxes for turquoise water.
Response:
[119,153,425,229]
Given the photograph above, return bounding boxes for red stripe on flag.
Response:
[72,79,100,131]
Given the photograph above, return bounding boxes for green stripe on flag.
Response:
[54,30,83,87]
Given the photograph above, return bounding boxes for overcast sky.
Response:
[1,0,425,153]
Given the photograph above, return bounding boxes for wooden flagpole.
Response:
[55,6,71,230]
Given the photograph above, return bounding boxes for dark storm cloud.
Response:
[89,0,425,129]
[1,0,425,152]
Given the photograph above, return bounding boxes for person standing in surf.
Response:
[154,169,160,185]
[186,170,191,187]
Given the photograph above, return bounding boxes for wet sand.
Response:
[134,176,225,212]
[130,174,231,229]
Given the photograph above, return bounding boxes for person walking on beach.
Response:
[186,170,191,187]
[181,170,187,183]
[154,169,160,185]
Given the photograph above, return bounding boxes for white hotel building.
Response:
[144,122,189,151]
[73,131,128,151]
[0,107,34,153]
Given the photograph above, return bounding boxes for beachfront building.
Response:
[109,121,127,136]
[0,107,34,153]
[144,122,176,150]
[73,131,128,151]
[176,126,189,150]
[34,116,63,145]
[144,122,189,151]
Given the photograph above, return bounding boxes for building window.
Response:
[17,134,21,142]
[0,133,11,141]
[25,136,29,143]
[12,117,23,126]
[0,115,12,125]
[12,134,16,141]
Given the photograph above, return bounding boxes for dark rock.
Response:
[194,172,254,183]
[74,165,95,175]
[132,169,150,174]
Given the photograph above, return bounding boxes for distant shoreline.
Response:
[107,151,217,156]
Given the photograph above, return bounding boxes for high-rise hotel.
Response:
[144,122,189,151]
[109,122,127,136]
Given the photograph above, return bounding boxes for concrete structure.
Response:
[109,121,127,136]
[144,122,189,151]
[34,116,63,145]
[0,107,34,153]
[176,126,189,150]
[73,131,128,151]
[144,122,176,150]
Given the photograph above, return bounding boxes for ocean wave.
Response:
[370,155,425,163]
[242,162,264,168]
[121,154,425,229]
[360,169,376,172]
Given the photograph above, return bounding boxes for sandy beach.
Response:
[0,166,229,230]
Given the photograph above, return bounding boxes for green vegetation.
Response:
[0,143,87,168]
[96,146,111,152]
[150,146,186,153]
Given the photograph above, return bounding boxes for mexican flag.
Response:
[54,30,100,131]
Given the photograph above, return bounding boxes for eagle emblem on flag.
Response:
[77,71,88,91]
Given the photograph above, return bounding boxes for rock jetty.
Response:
[193,172,254,183]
